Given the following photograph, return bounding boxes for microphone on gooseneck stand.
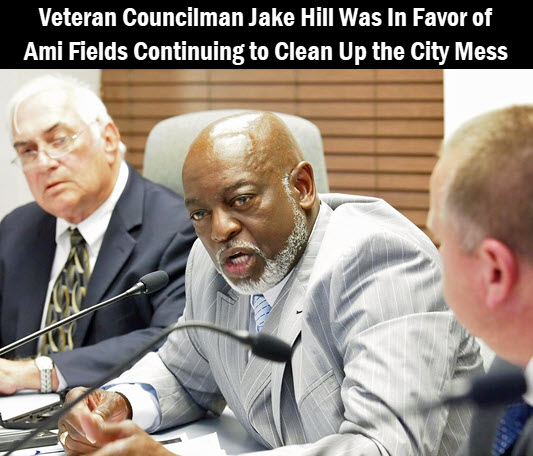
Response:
[397,362,528,454]
[3,319,293,455]
[423,362,527,411]
[0,270,170,357]
[133,270,170,294]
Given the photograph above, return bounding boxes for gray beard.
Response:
[215,189,310,295]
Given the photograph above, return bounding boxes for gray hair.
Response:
[6,73,126,154]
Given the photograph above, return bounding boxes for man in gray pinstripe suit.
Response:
[59,111,482,456]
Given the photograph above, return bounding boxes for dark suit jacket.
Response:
[0,163,196,387]
[457,357,533,456]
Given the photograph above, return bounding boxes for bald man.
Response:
[58,112,481,456]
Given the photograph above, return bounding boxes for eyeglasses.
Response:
[11,121,97,170]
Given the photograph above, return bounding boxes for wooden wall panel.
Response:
[101,69,443,238]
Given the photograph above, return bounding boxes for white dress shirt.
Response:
[39,161,129,390]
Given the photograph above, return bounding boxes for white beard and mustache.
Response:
[215,177,310,295]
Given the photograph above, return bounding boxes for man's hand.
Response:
[73,420,175,456]
[58,388,133,456]
[0,358,42,394]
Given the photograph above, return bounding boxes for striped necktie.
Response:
[41,228,91,354]
[492,399,533,455]
[252,294,271,332]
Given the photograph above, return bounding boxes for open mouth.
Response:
[227,252,251,265]
[219,248,257,279]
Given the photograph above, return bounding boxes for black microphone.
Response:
[175,321,292,363]
[0,270,169,357]
[3,319,292,455]
[126,270,170,295]
[423,364,527,411]
[382,364,529,455]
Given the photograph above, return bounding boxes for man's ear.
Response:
[290,161,316,210]
[477,238,518,309]
[102,122,121,163]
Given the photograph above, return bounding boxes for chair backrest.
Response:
[143,109,329,197]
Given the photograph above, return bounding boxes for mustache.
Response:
[215,240,268,266]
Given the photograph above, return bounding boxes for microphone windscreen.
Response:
[469,368,527,407]
[250,332,293,362]
[139,271,169,294]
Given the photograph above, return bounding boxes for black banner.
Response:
[5,7,526,68]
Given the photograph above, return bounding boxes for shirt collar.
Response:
[261,270,293,306]
[524,357,533,406]
[55,161,129,251]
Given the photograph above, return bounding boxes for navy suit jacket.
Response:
[0,163,196,387]
[457,357,533,456]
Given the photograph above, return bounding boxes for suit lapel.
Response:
[240,296,279,408]
[15,212,56,356]
[270,274,304,442]
[513,416,533,455]
[215,287,250,395]
[211,284,282,446]
[270,202,332,442]
[73,164,143,347]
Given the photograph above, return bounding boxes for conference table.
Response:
[0,392,266,455]
[153,406,266,454]
[1,409,265,455]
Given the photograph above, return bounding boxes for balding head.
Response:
[184,111,305,185]
[182,111,319,294]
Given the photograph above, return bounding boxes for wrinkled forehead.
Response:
[184,136,274,189]
[188,113,275,165]
[12,89,78,135]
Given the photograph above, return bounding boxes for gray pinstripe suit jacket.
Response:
[116,194,483,455]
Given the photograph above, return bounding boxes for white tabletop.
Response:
[153,407,266,455]
[0,393,265,456]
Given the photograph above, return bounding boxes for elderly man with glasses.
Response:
[0,74,196,394]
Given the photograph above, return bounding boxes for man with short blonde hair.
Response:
[434,105,533,260]
[428,105,533,455]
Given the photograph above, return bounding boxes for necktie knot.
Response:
[252,294,271,332]
[69,228,85,247]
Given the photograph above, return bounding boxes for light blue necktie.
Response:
[252,294,271,332]
[492,399,533,455]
